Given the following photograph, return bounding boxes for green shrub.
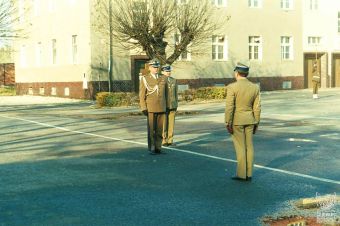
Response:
[96,92,139,107]
[182,87,227,101]
[0,86,16,96]
[96,92,110,107]
[97,87,226,107]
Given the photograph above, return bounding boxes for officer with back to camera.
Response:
[225,62,261,181]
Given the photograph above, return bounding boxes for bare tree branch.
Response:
[93,0,228,65]
[0,0,26,45]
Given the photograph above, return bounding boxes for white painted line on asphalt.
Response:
[0,115,147,146]
[1,115,339,186]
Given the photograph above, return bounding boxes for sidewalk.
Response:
[1,87,340,118]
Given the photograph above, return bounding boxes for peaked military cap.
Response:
[161,64,172,72]
[234,62,249,75]
[148,58,160,68]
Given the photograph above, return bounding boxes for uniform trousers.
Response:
[312,80,319,94]
[147,112,165,151]
[231,124,255,179]
[163,109,176,144]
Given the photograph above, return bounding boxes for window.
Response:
[39,87,44,95]
[64,87,70,96]
[36,42,42,66]
[249,36,262,60]
[338,12,340,33]
[51,87,57,96]
[211,0,227,7]
[20,45,27,67]
[308,36,321,46]
[51,39,57,64]
[281,36,293,60]
[248,0,261,8]
[281,0,293,10]
[174,34,191,61]
[28,87,33,95]
[72,35,78,64]
[309,0,318,10]
[212,35,228,60]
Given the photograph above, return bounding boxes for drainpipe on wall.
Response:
[108,0,113,92]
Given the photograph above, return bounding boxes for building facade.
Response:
[13,0,340,99]
[302,0,340,88]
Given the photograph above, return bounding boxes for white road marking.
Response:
[1,115,339,185]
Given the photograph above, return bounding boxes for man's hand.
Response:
[226,124,233,134]
[253,124,258,134]
[142,110,148,116]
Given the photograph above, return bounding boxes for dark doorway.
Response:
[332,53,340,87]
[131,55,149,93]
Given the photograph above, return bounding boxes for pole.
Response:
[108,0,113,92]
[3,64,6,86]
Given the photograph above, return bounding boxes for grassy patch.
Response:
[0,86,16,96]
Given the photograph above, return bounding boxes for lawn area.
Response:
[0,86,16,96]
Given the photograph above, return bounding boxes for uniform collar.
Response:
[150,73,158,79]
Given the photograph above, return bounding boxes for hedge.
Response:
[96,87,227,107]
[96,92,139,107]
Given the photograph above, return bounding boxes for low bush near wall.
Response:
[179,87,227,102]
[96,92,139,107]
[0,86,16,96]
[97,87,227,107]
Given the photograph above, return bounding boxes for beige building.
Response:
[15,0,338,99]
[302,0,340,88]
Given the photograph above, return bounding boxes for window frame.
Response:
[280,36,294,60]
[212,35,228,61]
[281,0,293,10]
[248,0,262,8]
[248,36,262,61]
[174,34,192,61]
[338,12,340,33]
[51,39,57,65]
[72,35,78,64]
[211,0,227,7]
[309,0,318,10]
[307,36,321,46]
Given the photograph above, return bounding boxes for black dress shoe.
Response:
[246,177,252,181]
[231,176,247,181]
[155,149,161,154]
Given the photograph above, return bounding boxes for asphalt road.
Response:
[0,89,339,226]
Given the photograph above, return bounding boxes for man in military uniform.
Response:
[312,60,320,99]
[161,64,178,146]
[225,62,261,181]
[139,58,168,154]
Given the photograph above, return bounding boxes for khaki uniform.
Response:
[163,76,178,145]
[225,79,261,179]
[139,73,167,152]
[312,73,320,97]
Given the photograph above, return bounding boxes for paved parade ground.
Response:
[0,89,339,225]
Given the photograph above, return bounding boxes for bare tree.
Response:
[0,0,24,44]
[94,0,227,65]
